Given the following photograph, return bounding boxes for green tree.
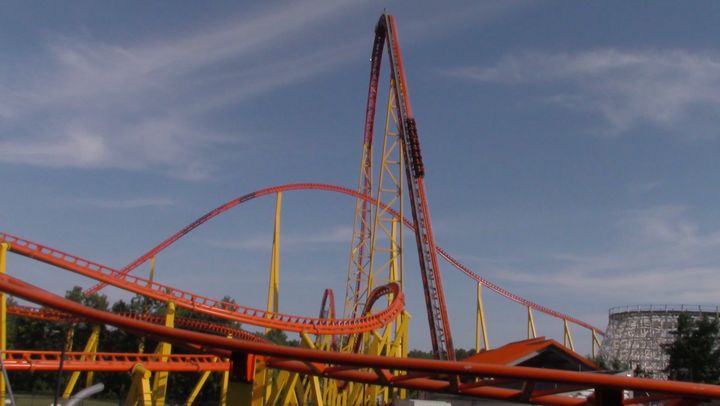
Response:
[588,354,629,371]
[664,313,720,383]
[262,329,299,347]
[6,288,253,403]
[408,348,476,360]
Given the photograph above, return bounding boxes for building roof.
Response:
[461,337,599,371]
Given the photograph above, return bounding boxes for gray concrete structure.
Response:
[601,305,720,378]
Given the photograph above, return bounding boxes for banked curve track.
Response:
[74,182,604,334]
[0,273,718,406]
[6,304,264,343]
[0,227,403,335]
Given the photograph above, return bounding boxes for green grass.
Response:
[9,393,118,406]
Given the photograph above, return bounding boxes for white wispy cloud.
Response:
[0,130,108,167]
[0,2,533,180]
[0,1,367,180]
[74,196,174,209]
[448,49,720,135]
[494,205,720,304]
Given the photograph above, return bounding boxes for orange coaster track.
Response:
[5,12,694,403]
[1,273,718,405]
[6,304,264,343]
[1,350,228,373]
[0,228,403,336]
[1,182,602,335]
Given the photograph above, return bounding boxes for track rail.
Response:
[16,182,600,334]
[6,304,263,342]
[1,350,228,372]
[0,229,403,335]
[380,14,455,360]
[0,183,603,335]
[0,273,716,406]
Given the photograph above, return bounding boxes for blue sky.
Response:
[2,1,720,355]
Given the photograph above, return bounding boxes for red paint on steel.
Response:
[376,15,456,360]
[319,289,335,320]
[1,273,718,406]
[1,350,229,372]
[6,304,263,342]
[319,288,338,350]
[0,183,604,335]
[0,228,403,335]
[346,16,388,320]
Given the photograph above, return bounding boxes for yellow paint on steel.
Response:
[63,325,101,399]
[267,192,282,322]
[267,332,324,406]
[138,256,157,355]
[185,370,211,406]
[563,319,575,351]
[151,301,175,406]
[251,358,267,406]
[268,370,291,405]
[367,79,404,297]
[64,325,75,352]
[85,328,100,391]
[0,242,7,403]
[227,379,253,406]
[344,122,375,322]
[149,256,156,282]
[359,87,409,404]
[219,353,229,406]
[299,332,324,406]
[255,193,283,406]
[527,307,537,339]
[126,364,152,406]
[476,283,489,352]
[592,329,602,358]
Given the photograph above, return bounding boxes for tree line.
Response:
[17,288,718,402]
[593,313,720,384]
[4,287,484,402]
[5,286,244,403]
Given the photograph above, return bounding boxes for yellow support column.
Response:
[227,353,254,406]
[563,319,575,351]
[591,329,602,358]
[475,283,489,352]
[267,192,281,316]
[527,307,537,339]
[125,364,153,406]
[63,325,101,399]
[253,192,282,406]
[0,242,7,404]
[300,333,324,406]
[251,359,267,406]
[185,370,211,406]
[268,370,291,405]
[152,301,175,406]
[393,311,410,401]
[64,326,75,352]
[219,365,229,406]
[139,256,157,355]
[279,374,300,406]
[85,329,100,389]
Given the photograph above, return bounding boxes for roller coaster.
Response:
[0,13,718,406]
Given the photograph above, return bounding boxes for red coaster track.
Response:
[3,183,602,335]
[1,12,712,405]
[1,273,718,405]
